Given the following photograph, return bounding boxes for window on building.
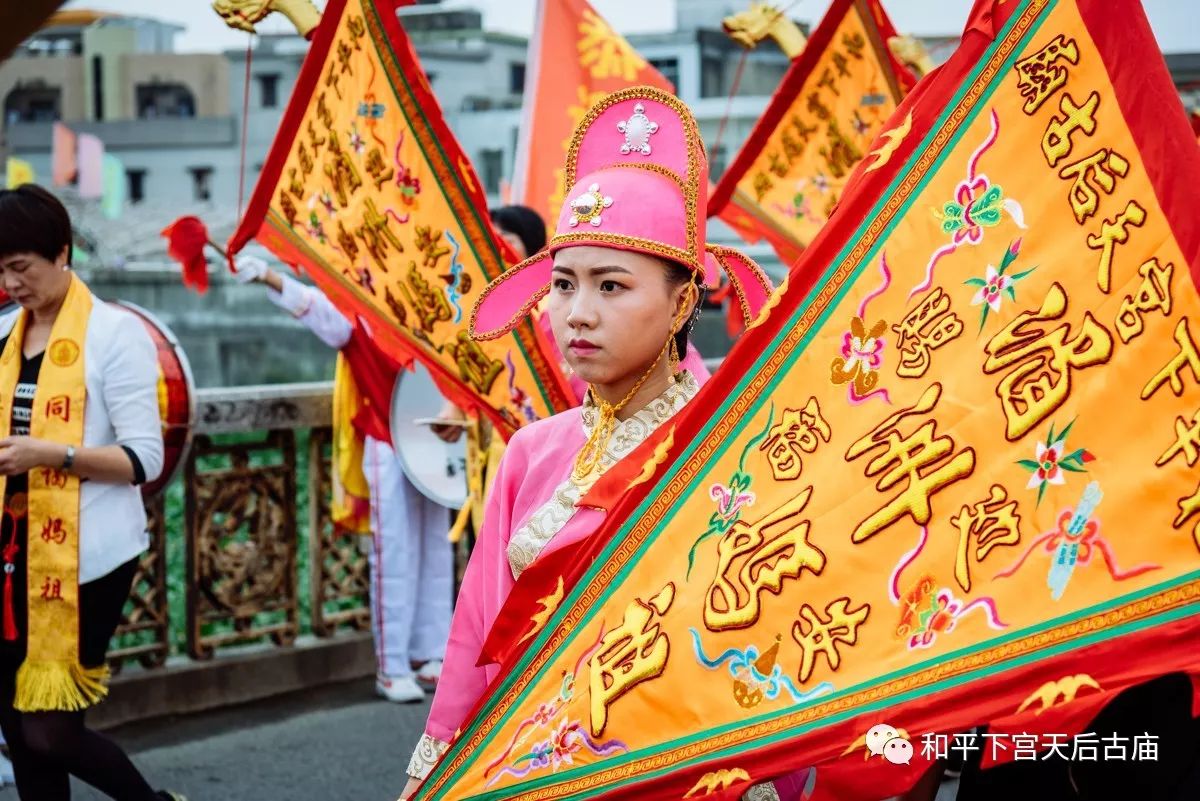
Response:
[648,57,680,90]
[478,149,503,194]
[700,55,726,98]
[189,167,214,202]
[509,62,526,94]
[135,83,196,119]
[256,73,280,109]
[91,55,104,120]
[126,169,147,204]
[424,71,437,88]
[3,85,62,123]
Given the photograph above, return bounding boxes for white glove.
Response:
[233,254,270,284]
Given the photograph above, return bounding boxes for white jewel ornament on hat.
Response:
[617,102,659,156]
[568,183,614,227]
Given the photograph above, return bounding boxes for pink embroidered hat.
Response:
[470,85,773,341]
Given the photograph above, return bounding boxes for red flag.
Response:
[161,216,210,295]
[511,0,673,230]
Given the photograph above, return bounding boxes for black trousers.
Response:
[0,557,161,801]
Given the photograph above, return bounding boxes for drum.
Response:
[389,361,467,509]
[110,301,196,499]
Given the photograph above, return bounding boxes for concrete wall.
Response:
[81,22,136,121]
[122,53,230,119]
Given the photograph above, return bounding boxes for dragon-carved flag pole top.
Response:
[212,0,322,39]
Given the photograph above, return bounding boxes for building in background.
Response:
[1,10,233,205]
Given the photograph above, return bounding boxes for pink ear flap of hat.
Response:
[469,252,554,341]
[704,244,774,328]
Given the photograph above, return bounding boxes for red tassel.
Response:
[161,216,212,295]
[2,539,18,641]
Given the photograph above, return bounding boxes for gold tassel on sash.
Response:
[0,275,106,711]
[331,354,372,535]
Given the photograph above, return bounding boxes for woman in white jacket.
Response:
[0,185,181,800]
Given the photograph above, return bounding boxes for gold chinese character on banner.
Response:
[399,264,453,332]
[589,583,675,736]
[414,225,451,271]
[356,198,403,272]
[1013,34,1080,114]
[1142,318,1200,400]
[364,147,394,191]
[948,485,1023,592]
[705,487,826,632]
[1172,480,1200,553]
[324,132,363,207]
[846,383,976,543]
[1115,257,1173,344]
[983,283,1113,440]
[759,398,831,481]
[1088,200,1146,294]
[791,598,870,684]
[893,288,964,379]
[1158,407,1200,467]
[1060,147,1130,224]
[451,331,504,395]
[1041,91,1098,167]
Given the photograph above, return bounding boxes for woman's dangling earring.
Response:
[668,335,680,379]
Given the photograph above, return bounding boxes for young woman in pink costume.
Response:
[400,86,782,800]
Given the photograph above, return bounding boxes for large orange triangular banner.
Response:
[711,0,915,267]
[511,0,674,231]
[229,0,574,438]
[415,0,1200,797]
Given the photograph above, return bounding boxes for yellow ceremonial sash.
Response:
[450,416,507,543]
[0,275,103,711]
[331,354,372,535]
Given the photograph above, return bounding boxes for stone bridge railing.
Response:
[109,381,371,671]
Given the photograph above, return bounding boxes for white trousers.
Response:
[361,436,454,678]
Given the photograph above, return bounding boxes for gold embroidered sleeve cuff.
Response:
[407,734,450,780]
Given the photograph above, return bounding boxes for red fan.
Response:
[161,216,227,295]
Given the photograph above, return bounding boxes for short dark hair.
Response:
[0,184,72,265]
[490,204,547,258]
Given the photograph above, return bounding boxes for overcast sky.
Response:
[63,0,1197,54]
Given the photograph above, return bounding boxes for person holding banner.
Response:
[234,255,452,703]
[0,185,181,801]
[401,87,776,799]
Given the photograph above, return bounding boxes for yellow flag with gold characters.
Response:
[711,0,916,263]
[414,0,1200,799]
[229,0,573,438]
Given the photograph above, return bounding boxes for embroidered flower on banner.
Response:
[937,180,1024,245]
[1017,419,1094,507]
[831,316,887,396]
[965,238,1037,330]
